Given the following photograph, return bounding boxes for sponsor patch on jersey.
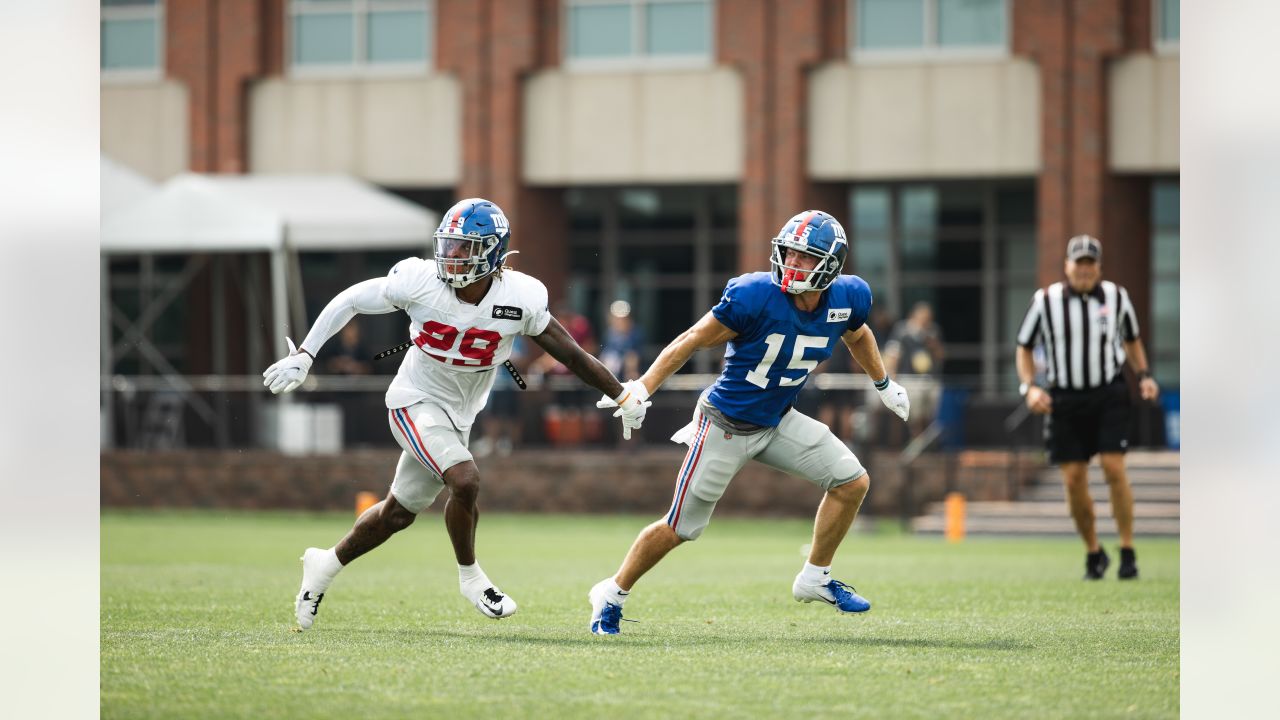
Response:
[492,305,523,321]
[827,308,852,322]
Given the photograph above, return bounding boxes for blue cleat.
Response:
[588,578,625,635]
[593,603,623,635]
[793,574,871,614]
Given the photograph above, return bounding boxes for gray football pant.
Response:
[387,403,473,513]
[665,407,867,541]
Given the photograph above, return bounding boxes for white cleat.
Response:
[294,547,338,630]
[462,579,518,620]
[792,572,871,614]
[588,578,624,635]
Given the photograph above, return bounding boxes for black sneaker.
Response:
[1118,547,1139,580]
[1084,547,1110,580]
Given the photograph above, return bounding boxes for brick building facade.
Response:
[102,0,1180,409]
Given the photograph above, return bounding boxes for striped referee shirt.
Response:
[1016,280,1140,390]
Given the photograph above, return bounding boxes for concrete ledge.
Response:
[100,448,1042,516]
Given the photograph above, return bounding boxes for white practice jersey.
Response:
[383,258,551,428]
[297,257,551,432]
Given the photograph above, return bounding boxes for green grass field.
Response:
[102,511,1178,719]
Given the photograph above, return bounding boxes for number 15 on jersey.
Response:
[745,334,828,389]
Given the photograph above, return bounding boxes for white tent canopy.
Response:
[208,174,436,249]
[100,172,437,254]
[101,173,440,447]
[101,174,282,253]
[100,155,159,219]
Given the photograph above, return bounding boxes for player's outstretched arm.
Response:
[842,325,910,421]
[298,278,399,357]
[530,316,625,399]
[262,278,397,395]
[637,312,737,396]
[841,325,887,379]
[532,317,653,439]
[588,312,735,440]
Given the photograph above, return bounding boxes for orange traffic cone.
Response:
[944,492,966,543]
[355,491,379,517]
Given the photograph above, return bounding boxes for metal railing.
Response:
[100,372,1088,452]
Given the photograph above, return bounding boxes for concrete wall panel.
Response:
[249,76,462,186]
[809,59,1040,179]
[524,68,743,184]
[101,81,190,181]
[1110,54,1179,171]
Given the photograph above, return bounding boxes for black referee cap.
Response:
[1066,234,1102,262]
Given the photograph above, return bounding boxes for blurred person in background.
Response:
[1015,234,1159,581]
[262,198,647,628]
[883,301,945,436]
[587,210,910,635]
[600,299,644,381]
[866,306,895,345]
[324,322,372,376]
[531,300,599,375]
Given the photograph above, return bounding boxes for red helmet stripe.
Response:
[791,211,819,242]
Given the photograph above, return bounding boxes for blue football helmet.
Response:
[433,197,513,288]
[770,210,848,294]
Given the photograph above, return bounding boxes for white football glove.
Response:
[262,337,314,395]
[874,376,910,421]
[595,380,652,440]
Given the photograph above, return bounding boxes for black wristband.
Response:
[1136,369,1151,380]
[873,376,891,391]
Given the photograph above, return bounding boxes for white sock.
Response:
[320,547,343,573]
[458,563,486,586]
[304,548,343,592]
[800,561,831,585]
[605,577,630,606]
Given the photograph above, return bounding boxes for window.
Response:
[101,0,163,77]
[849,181,1037,393]
[850,188,891,283]
[853,0,1007,59]
[1155,0,1179,49]
[566,0,713,68]
[566,186,736,373]
[1150,180,1179,386]
[289,0,431,73]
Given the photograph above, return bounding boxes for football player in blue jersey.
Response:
[588,209,911,635]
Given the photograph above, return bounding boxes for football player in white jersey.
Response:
[263,198,651,628]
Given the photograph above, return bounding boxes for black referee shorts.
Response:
[1045,377,1131,464]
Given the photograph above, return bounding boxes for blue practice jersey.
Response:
[706,272,873,427]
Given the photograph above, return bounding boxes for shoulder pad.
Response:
[386,257,432,304]
[500,269,549,309]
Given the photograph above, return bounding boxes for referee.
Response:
[1015,234,1160,580]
